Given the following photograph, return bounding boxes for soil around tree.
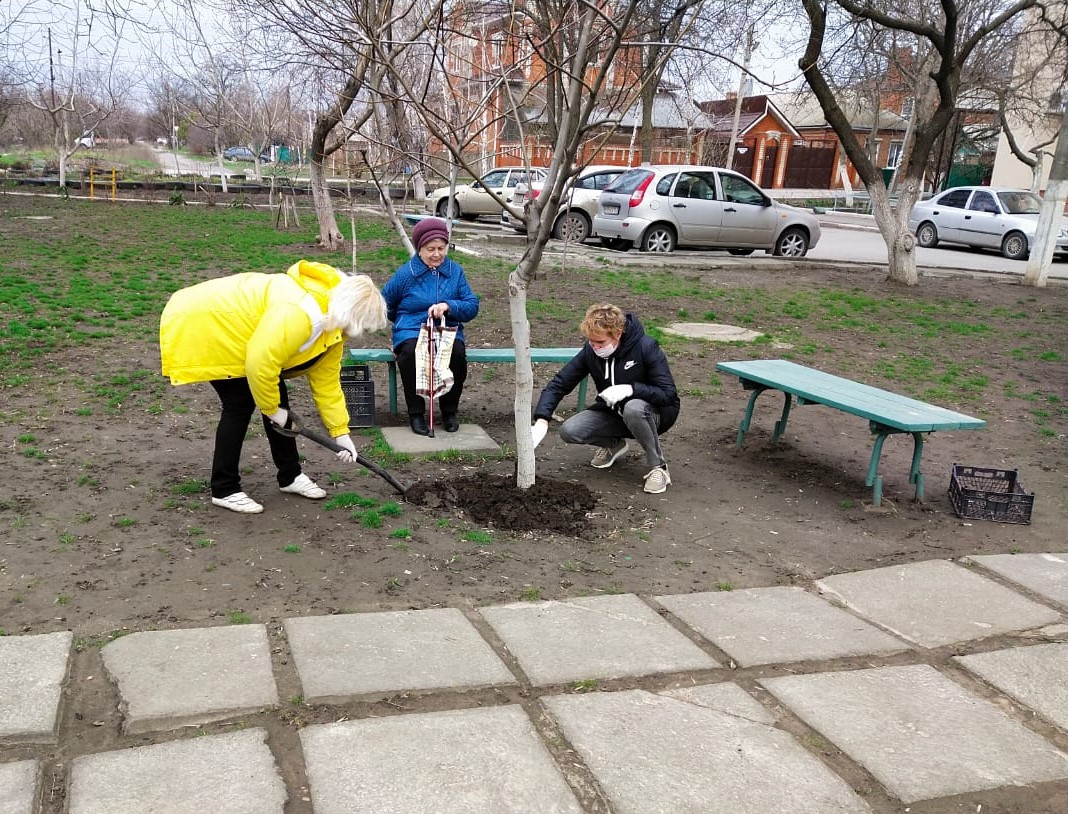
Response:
[405,474,598,534]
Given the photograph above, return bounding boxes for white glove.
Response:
[334,434,357,463]
[599,384,633,407]
[531,418,549,448]
[268,408,289,428]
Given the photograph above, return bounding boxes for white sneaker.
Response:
[280,473,327,500]
[211,492,264,514]
[643,466,671,494]
[590,439,628,469]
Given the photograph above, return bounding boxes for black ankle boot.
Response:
[443,413,459,432]
[409,414,429,435]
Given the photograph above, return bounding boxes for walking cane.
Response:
[426,314,436,438]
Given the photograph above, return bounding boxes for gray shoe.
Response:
[643,466,671,494]
[590,439,628,469]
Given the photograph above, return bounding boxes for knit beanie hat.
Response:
[412,217,450,251]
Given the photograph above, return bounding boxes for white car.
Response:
[425,166,548,220]
[907,186,1068,260]
[502,164,630,242]
[592,165,821,255]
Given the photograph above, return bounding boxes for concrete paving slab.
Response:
[660,681,776,724]
[658,586,908,666]
[662,322,764,342]
[0,631,71,741]
[966,552,1068,607]
[816,560,1062,648]
[955,643,1068,731]
[100,625,278,734]
[480,594,718,686]
[0,760,38,814]
[544,689,870,813]
[380,423,501,454]
[68,728,286,814]
[761,664,1068,803]
[284,608,515,703]
[300,704,582,813]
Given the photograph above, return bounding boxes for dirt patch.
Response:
[3,195,1067,813]
[406,474,598,534]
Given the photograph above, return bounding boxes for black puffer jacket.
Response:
[534,314,680,432]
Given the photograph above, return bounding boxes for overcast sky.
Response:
[5,0,804,107]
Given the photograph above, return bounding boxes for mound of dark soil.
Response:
[405,474,597,534]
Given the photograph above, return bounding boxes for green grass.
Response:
[462,529,493,546]
[0,193,1063,465]
[172,478,208,495]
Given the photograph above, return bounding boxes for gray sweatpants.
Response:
[559,399,666,469]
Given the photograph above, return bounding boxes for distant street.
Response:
[143,154,1066,281]
[808,216,1068,280]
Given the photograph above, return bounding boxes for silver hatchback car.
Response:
[591,165,821,255]
[907,186,1068,260]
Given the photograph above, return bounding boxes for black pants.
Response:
[393,337,468,417]
[208,378,301,498]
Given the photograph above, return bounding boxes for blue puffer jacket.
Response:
[534,314,680,432]
[381,255,480,347]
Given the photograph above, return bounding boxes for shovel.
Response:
[270,412,408,495]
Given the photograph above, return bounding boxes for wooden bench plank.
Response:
[716,359,986,506]
[716,360,985,431]
[347,347,586,415]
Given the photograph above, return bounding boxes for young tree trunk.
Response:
[510,240,551,489]
[509,271,536,488]
[309,159,344,249]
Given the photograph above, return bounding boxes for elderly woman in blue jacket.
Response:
[382,217,480,434]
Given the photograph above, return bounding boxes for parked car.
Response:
[76,131,95,149]
[907,186,1068,261]
[223,146,270,163]
[591,165,821,256]
[425,167,548,220]
[501,164,629,242]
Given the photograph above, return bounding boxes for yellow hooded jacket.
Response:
[160,261,350,436]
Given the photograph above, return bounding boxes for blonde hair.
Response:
[325,274,388,337]
[580,303,625,339]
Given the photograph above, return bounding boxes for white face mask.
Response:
[593,342,617,359]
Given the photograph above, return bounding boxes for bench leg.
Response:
[387,361,398,415]
[577,377,588,410]
[735,385,768,447]
[866,427,929,506]
[771,392,793,443]
[909,432,926,502]
[866,431,889,507]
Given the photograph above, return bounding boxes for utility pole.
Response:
[726,25,754,171]
[1023,107,1068,287]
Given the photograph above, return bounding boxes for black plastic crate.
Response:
[340,365,375,428]
[949,464,1033,525]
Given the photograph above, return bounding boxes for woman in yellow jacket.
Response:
[160,261,387,513]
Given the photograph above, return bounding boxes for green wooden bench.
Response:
[716,359,986,506]
[346,347,587,415]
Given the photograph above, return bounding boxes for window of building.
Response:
[887,141,904,168]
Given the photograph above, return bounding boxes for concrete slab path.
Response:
[2,556,1066,813]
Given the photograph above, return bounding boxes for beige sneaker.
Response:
[280,473,327,499]
[643,466,671,494]
[590,439,628,469]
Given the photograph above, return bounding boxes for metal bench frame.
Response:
[717,359,986,506]
[347,347,586,415]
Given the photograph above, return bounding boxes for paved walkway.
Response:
[2,554,1066,813]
